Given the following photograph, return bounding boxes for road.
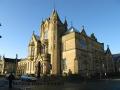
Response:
[1,77,120,90]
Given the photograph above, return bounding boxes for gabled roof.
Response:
[34,34,40,41]
[29,32,40,46]
[113,54,120,61]
[64,26,79,34]
[32,31,40,41]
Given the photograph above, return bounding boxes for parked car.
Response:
[20,74,37,81]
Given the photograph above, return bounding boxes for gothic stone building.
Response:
[17,10,114,77]
[0,55,20,75]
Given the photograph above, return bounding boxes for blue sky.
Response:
[0,0,120,58]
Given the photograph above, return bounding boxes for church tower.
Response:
[40,9,67,75]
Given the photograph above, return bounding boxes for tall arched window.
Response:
[31,46,34,56]
[44,30,48,39]
[29,41,35,57]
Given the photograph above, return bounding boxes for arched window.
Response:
[80,39,86,49]
[31,46,34,56]
[29,41,35,57]
[44,30,48,39]
[41,44,45,54]
[62,59,67,71]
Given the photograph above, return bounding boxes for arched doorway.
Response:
[37,61,41,78]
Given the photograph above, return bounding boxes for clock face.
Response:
[80,39,86,49]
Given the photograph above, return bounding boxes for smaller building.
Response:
[113,54,120,72]
[0,55,20,75]
[105,46,115,73]
[0,56,4,75]
[17,58,28,76]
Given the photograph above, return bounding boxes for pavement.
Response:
[0,78,21,90]
[0,87,21,90]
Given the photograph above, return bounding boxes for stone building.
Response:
[0,55,20,75]
[105,46,115,73]
[17,58,27,76]
[113,54,120,72]
[17,10,114,77]
[0,56,4,75]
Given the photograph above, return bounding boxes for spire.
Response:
[81,25,87,35]
[32,30,35,35]
[64,17,68,28]
[41,18,44,24]
[91,33,97,41]
[16,54,18,59]
[107,45,109,48]
[50,9,61,22]
[53,0,56,11]
[51,9,59,18]
[105,45,112,54]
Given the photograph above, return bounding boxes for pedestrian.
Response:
[8,73,15,88]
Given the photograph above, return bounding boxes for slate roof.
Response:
[65,26,79,34]
[4,58,21,63]
[113,54,120,61]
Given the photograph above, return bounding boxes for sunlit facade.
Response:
[17,10,114,77]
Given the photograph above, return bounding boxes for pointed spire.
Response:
[106,45,111,54]
[51,9,59,18]
[32,30,35,35]
[81,25,87,35]
[91,33,97,41]
[53,0,56,11]
[50,9,60,21]
[107,45,109,49]
[41,18,44,24]
[64,17,68,27]
[16,54,18,59]
[50,9,63,24]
